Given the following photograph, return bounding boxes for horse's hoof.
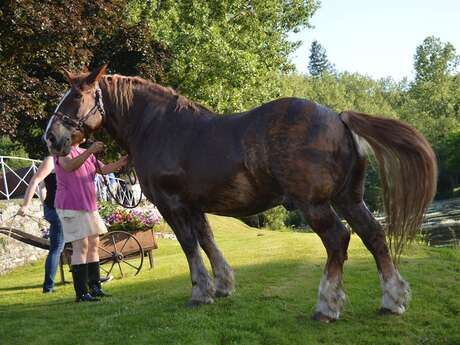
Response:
[186,300,201,308]
[312,311,337,323]
[215,289,233,298]
[378,307,401,315]
[187,298,214,307]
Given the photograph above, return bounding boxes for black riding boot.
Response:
[71,264,99,302]
[87,261,111,297]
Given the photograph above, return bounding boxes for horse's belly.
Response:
[199,171,282,217]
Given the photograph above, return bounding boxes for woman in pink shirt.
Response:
[55,140,128,302]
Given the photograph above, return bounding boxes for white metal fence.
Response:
[0,155,138,205]
[0,156,41,200]
[94,174,142,206]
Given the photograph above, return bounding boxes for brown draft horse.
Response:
[44,66,437,322]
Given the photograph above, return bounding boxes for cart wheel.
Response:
[98,231,144,279]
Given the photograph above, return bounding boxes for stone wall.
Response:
[0,199,47,275]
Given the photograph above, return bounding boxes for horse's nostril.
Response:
[47,133,56,144]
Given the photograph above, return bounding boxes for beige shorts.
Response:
[56,209,107,243]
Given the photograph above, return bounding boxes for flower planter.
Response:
[103,227,158,254]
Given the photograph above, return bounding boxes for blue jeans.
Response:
[43,205,65,292]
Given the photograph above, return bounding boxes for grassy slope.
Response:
[0,215,459,345]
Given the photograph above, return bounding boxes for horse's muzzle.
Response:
[45,132,71,156]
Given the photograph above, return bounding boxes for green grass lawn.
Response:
[0,215,459,345]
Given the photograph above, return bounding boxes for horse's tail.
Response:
[340,111,437,263]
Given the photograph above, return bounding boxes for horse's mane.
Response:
[100,74,206,115]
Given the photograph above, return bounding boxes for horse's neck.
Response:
[99,87,136,152]
[100,81,217,154]
[100,83,168,152]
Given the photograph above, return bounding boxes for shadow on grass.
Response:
[0,251,456,309]
[0,283,44,291]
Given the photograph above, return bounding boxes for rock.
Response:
[0,199,47,275]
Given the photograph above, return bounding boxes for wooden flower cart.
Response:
[0,226,159,282]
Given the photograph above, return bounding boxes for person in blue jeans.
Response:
[18,156,64,293]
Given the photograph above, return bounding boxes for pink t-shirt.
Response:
[54,147,100,211]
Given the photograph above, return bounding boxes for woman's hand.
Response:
[88,141,104,154]
[99,155,130,175]
[119,155,130,167]
[17,205,29,216]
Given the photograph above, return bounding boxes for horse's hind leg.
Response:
[160,206,215,305]
[191,212,234,297]
[300,203,351,322]
[336,201,410,314]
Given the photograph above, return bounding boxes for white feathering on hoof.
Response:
[214,266,235,298]
[379,271,411,314]
[315,274,346,320]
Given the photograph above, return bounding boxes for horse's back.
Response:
[240,97,355,204]
[194,97,355,213]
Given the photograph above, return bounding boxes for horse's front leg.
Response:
[161,206,215,304]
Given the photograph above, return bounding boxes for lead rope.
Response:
[2,214,18,241]
[2,213,48,244]
[94,155,143,209]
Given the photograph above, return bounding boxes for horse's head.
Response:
[44,65,107,156]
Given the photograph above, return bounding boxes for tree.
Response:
[1,0,319,158]
[0,0,168,158]
[308,40,333,76]
[414,36,459,84]
[408,37,460,130]
[399,37,460,198]
[129,0,320,113]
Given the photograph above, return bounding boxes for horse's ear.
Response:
[62,68,77,84]
[85,64,108,86]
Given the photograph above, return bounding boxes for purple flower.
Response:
[104,206,163,231]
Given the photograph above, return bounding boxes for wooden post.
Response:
[59,254,66,284]
[147,250,154,269]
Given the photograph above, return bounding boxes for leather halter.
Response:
[53,86,105,135]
